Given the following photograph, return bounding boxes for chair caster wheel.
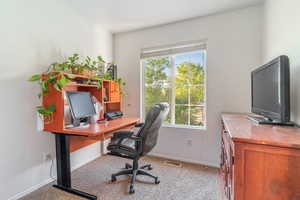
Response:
[129,186,135,194]
[148,166,153,170]
[155,178,160,184]
[111,175,116,182]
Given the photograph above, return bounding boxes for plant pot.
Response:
[72,66,95,77]
[81,68,92,77]
[90,70,97,77]
[71,66,84,75]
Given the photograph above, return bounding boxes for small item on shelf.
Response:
[104,111,123,120]
[74,79,85,84]
[106,63,117,80]
[72,79,98,87]
[89,80,99,85]
[91,96,103,124]
[103,88,108,102]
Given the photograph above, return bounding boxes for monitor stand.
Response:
[72,119,81,127]
[247,115,296,126]
[65,118,90,129]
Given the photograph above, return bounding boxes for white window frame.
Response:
[140,44,207,130]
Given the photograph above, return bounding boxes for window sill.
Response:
[162,124,207,130]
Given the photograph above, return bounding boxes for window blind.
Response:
[140,41,207,59]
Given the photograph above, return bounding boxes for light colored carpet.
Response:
[44,188,86,200]
[19,156,221,200]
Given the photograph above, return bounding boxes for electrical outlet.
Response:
[43,153,52,161]
[187,139,192,147]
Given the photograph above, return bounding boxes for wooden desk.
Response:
[40,74,138,199]
[220,113,300,200]
[57,117,140,152]
[59,117,140,136]
[52,117,140,200]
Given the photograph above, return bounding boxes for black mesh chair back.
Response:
[137,103,169,156]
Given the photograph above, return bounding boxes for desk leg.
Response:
[53,133,97,200]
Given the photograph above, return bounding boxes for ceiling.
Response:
[66,0,263,33]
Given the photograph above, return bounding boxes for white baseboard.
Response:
[8,154,101,200]
[149,152,220,168]
[7,177,55,200]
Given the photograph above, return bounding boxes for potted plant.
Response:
[28,54,81,122]
[82,56,106,77]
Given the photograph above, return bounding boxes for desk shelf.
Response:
[69,83,98,88]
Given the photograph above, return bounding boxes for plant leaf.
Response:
[47,104,56,112]
[97,56,105,63]
[41,81,48,91]
[28,74,41,82]
[66,74,76,79]
[53,83,61,91]
[42,90,49,95]
[48,75,56,84]
[97,80,102,89]
[37,107,52,115]
[57,75,71,88]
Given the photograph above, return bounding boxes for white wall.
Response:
[0,1,112,199]
[114,6,262,167]
[263,0,300,124]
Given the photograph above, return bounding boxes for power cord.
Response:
[49,158,56,180]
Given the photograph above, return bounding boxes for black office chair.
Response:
[107,103,169,194]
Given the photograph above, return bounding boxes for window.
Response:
[141,42,207,129]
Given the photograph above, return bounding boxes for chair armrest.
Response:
[128,135,142,141]
[112,131,134,139]
[116,134,142,148]
[134,123,145,128]
[110,131,143,153]
[128,136,143,153]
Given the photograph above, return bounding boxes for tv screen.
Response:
[251,55,290,122]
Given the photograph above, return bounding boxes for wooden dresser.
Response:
[221,113,300,200]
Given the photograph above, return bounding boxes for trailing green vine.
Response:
[36,104,56,119]
[28,73,75,98]
[28,72,74,121]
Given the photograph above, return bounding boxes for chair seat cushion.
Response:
[107,137,138,157]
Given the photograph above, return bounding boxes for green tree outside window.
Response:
[143,50,206,127]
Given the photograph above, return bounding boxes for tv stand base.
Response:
[247,115,296,126]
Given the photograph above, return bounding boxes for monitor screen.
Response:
[252,62,280,114]
[251,55,290,122]
[66,91,96,119]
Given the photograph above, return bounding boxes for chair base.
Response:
[111,161,160,194]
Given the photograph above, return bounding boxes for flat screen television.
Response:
[250,55,291,125]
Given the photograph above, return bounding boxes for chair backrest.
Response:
[137,103,169,156]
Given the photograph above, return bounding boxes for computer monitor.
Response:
[66,91,96,127]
